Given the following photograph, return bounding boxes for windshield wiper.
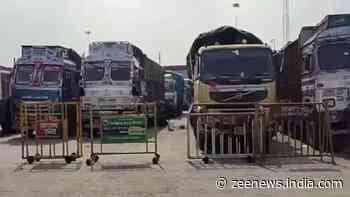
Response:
[203,74,242,82]
[248,72,273,80]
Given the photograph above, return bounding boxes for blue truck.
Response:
[10,45,82,136]
[164,71,185,118]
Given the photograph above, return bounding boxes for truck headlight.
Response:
[193,105,207,113]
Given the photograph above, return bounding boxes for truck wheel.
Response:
[0,127,4,137]
[28,129,35,138]
[0,121,12,136]
[152,153,160,165]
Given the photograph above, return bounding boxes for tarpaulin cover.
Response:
[186,26,263,79]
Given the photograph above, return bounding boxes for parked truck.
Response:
[10,45,82,136]
[183,78,193,111]
[0,66,12,136]
[164,71,185,118]
[276,14,350,151]
[81,41,166,129]
[187,26,276,154]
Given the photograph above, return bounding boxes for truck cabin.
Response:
[303,40,350,75]
[302,14,350,75]
[196,45,275,85]
[12,46,81,102]
[192,44,276,106]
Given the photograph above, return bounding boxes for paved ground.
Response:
[0,118,349,197]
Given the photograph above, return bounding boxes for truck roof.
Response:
[199,44,270,54]
[18,45,81,68]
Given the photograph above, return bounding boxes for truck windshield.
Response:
[165,79,175,92]
[42,66,61,84]
[16,65,34,83]
[318,43,350,70]
[200,48,274,82]
[111,64,130,81]
[85,64,104,81]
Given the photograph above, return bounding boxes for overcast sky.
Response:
[0,0,349,67]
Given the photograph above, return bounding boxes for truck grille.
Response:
[210,90,268,103]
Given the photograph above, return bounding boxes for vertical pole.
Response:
[90,110,94,155]
[62,103,65,157]
[283,0,290,44]
[145,104,149,152]
[154,103,158,154]
[186,112,191,159]
[65,104,69,156]
[232,2,240,28]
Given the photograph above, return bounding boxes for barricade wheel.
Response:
[65,156,72,164]
[202,157,209,164]
[71,153,77,161]
[27,156,35,164]
[152,154,160,165]
[35,153,41,162]
[91,154,99,162]
[86,159,92,166]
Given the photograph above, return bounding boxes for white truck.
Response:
[81,41,166,130]
[82,42,139,109]
[301,14,350,149]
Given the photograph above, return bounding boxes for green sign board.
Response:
[101,116,148,144]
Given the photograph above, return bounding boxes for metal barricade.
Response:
[19,101,83,164]
[187,102,335,164]
[257,103,335,164]
[85,103,160,166]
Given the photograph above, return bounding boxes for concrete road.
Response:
[0,118,349,197]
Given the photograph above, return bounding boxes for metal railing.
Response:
[186,102,335,164]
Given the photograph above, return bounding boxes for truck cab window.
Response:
[16,65,34,83]
[42,66,61,84]
[85,64,104,81]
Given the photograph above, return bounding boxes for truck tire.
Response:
[0,122,12,136]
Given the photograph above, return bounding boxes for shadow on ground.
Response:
[14,161,82,173]
[86,162,161,172]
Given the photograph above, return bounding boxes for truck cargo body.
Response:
[0,68,12,135]
[274,40,302,102]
